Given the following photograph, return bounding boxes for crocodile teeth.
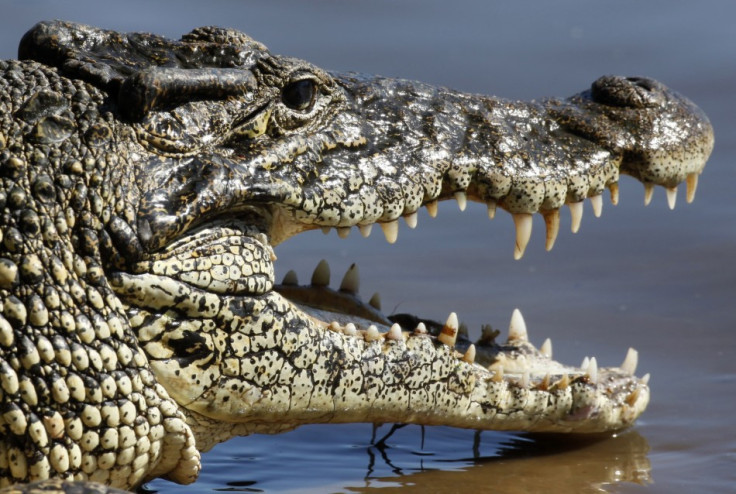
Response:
[365,325,381,342]
[686,173,699,203]
[666,187,677,210]
[328,321,341,332]
[381,220,399,244]
[321,227,331,235]
[438,312,459,347]
[487,199,497,219]
[620,347,639,375]
[311,259,330,286]
[414,322,428,335]
[454,191,467,211]
[590,194,603,218]
[359,224,373,238]
[281,269,298,286]
[539,337,553,358]
[581,356,590,370]
[344,323,358,336]
[491,365,504,383]
[538,374,551,390]
[462,344,476,364]
[426,200,438,218]
[543,210,560,251]
[642,373,651,385]
[586,357,598,384]
[508,308,528,342]
[404,211,418,229]
[568,201,583,233]
[626,388,641,406]
[521,370,530,388]
[512,213,533,260]
[339,263,359,294]
[337,227,351,239]
[609,183,620,206]
[556,373,570,390]
[368,293,381,310]
[386,323,404,341]
[644,183,654,206]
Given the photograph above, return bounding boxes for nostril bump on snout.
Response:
[591,75,664,108]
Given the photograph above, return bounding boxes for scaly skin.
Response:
[0,21,713,490]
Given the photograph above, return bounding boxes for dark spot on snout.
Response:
[168,330,216,370]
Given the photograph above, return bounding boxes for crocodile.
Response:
[0,20,713,491]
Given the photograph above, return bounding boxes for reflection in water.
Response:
[144,424,651,493]
[347,427,651,494]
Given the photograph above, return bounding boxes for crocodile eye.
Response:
[281,79,316,111]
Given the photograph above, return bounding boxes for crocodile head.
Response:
[6,21,712,488]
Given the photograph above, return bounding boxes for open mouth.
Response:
[110,188,653,435]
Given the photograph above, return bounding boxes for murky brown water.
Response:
[2,1,734,492]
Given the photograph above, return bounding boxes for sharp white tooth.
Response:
[281,270,298,286]
[512,213,533,260]
[380,220,399,244]
[487,199,497,219]
[364,325,381,342]
[339,263,360,294]
[581,356,590,371]
[438,312,459,347]
[521,371,530,389]
[387,323,404,341]
[404,211,418,229]
[426,200,438,218]
[555,374,570,390]
[462,344,476,364]
[454,191,467,211]
[359,224,373,238]
[508,308,528,342]
[337,227,351,238]
[311,259,330,286]
[321,226,331,235]
[641,373,651,385]
[539,337,552,359]
[328,321,341,332]
[414,322,427,335]
[491,365,504,383]
[344,323,358,336]
[620,348,639,375]
[666,187,677,210]
[590,194,603,218]
[543,210,560,251]
[587,357,598,384]
[568,202,583,233]
[686,173,699,203]
[626,388,641,406]
[644,183,654,206]
[609,183,620,206]
[369,293,381,310]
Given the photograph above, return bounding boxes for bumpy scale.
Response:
[0,20,713,491]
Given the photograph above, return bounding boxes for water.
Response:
[2,1,734,492]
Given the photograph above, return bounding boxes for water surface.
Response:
[2,1,734,492]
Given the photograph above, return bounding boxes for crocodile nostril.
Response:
[626,77,656,92]
[591,75,664,108]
